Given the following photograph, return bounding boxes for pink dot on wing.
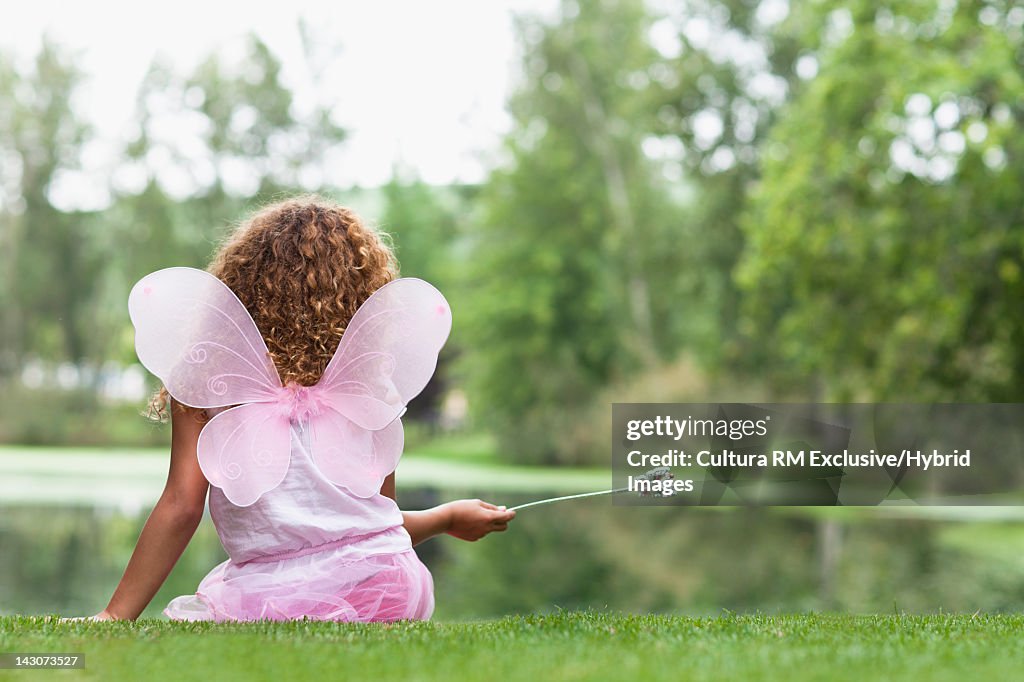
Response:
[143,286,153,295]
[436,305,446,315]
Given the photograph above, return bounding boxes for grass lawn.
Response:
[3,612,1023,681]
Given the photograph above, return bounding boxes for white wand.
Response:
[507,467,676,511]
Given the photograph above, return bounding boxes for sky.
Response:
[0,0,560,206]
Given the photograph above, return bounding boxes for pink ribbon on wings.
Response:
[128,267,451,506]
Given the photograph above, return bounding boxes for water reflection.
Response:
[4,495,1024,618]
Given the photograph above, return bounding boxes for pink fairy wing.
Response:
[128,267,282,407]
[197,403,293,507]
[304,278,449,496]
[307,407,404,498]
[317,278,452,430]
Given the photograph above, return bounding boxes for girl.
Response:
[91,197,515,622]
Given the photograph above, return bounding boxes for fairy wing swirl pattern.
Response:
[306,277,451,497]
[317,277,452,430]
[129,266,292,507]
[128,267,283,407]
[307,408,405,498]
[197,403,293,507]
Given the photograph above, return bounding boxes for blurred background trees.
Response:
[1,0,1022,459]
[460,0,688,464]
[1,41,95,374]
[738,0,1024,402]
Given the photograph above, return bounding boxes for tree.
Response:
[463,0,684,464]
[379,168,461,288]
[645,0,808,366]
[0,40,100,369]
[736,0,1024,400]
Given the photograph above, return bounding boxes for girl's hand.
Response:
[444,499,516,542]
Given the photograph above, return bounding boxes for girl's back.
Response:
[167,406,433,621]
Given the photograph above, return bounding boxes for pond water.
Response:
[5,493,1024,619]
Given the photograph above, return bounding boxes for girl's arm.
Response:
[94,399,210,620]
[379,473,515,545]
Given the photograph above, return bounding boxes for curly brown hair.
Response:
[147,195,398,421]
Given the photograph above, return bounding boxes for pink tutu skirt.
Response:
[164,531,434,622]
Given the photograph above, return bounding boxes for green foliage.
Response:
[462,0,686,464]
[737,0,1024,400]
[645,0,807,365]
[379,171,461,286]
[131,34,346,196]
[0,385,167,447]
[0,32,351,376]
[0,33,358,439]
[0,41,99,369]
